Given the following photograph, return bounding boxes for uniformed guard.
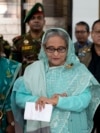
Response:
[11,3,45,74]
[0,34,11,58]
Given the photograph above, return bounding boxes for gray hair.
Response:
[42,29,68,47]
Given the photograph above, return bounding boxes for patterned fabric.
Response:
[11,28,100,133]
[78,43,100,133]
[26,127,51,133]
[0,57,21,133]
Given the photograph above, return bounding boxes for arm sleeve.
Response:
[56,88,91,112]
[15,78,39,109]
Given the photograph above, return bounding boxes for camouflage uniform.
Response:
[0,34,11,58]
[11,31,44,74]
[11,3,45,74]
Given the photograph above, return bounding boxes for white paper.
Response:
[24,102,53,122]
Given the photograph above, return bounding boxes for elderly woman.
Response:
[11,28,100,133]
[0,43,21,133]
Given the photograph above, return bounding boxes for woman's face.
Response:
[44,35,67,66]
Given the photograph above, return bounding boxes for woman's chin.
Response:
[49,62,64,67]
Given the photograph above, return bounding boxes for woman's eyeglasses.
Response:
[45,46,67,53]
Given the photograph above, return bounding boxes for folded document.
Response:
[24,102,53,122]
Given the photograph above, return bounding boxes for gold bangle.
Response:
[10,121,15,126]
[0,110,3,120]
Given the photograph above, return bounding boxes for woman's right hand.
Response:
[35,96,59,110]
[35,93,67,111]
[35,97,50,111]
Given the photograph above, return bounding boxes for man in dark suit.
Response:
[74,21,92,56]
[78,19,100,133]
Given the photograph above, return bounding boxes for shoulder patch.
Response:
[12,35,22,44]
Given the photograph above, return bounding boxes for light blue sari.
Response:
[11,28,100,133]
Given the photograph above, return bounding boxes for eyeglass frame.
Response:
[92,30,100,35]
[75,30,88,34]
[44,46,67,53]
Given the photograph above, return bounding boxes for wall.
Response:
[0,1,20,45]
[72,0,99,41]
[0,0,70,44]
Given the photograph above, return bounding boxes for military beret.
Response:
[24,3,44,23]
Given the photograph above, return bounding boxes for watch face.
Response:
[11,121,15,126]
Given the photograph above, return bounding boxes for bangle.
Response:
[9,121,15,126]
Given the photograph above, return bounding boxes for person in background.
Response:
[0,34,11,58]
[11,28,100,133]
[0,41,21,133]
[74,21,92,56]
[78,19,100,133]
[11,2,46,74]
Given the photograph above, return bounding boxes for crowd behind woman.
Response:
[0,16,100,133]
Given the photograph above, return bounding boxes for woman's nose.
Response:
[53,50,59,56]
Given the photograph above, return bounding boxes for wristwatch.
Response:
[10,121,15,126]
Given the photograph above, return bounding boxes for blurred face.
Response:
[91,22,100,46]
[28,14,45,32]
[44,35,67,67]
[75,25,90,44]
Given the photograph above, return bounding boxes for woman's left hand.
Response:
[35,96,59,111]
[49,96,59,106]
[6,124,15,133]
[52,93,67,98]
[35,93,67,111]
[49,92,67,106]
[35,97,50,111]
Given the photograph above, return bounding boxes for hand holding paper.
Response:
[24,102,53,122]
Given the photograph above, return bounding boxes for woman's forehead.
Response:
[46,34,68,42]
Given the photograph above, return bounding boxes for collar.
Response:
[77,40,91,49]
